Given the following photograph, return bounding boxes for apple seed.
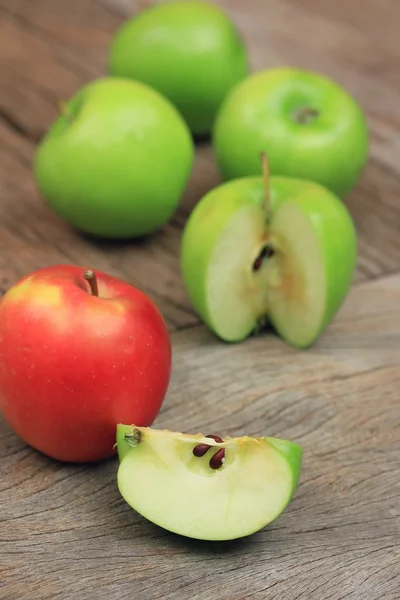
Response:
[192,434,226,468]
[253,245,274,271]
[192,443,212,457]
[206,434,224,443]
[209,448,226,469]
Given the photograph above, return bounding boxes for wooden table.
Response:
[1,1,399,598]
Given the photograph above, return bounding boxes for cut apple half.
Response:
[116,424,302,541]
[181,156,357,348]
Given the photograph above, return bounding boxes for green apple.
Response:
[34,77,194,239]
[213,66,369,197]
[108,1,249,136]
[116,424,302,541]
[181,156,357,348]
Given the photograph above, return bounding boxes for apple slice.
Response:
[181,156,357,348]
[116,424,302,541]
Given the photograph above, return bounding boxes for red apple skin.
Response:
[0,265,172,462]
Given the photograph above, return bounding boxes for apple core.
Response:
[252,244,275,271]
[192,434,226,468]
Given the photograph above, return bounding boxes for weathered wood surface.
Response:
[1,275,400,599]
[0,1,399,599]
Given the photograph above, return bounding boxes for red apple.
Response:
[0,265,171,462]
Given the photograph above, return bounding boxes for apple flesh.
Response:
[213,66,369,197]
[108,1,249,136]
[181,173,357,348]
[34,77,194,239]
[116,424,302,541]
[0,266,171,462]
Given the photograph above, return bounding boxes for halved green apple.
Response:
[116,424,302,541]
[181,157,357,347]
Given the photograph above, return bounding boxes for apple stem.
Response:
[57,99,73,123]
[260,152,271,222]
[293,107,319,124]
[83,269,99,297]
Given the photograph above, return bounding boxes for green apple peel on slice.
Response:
[116,424,302,541]
[181,160,357,347]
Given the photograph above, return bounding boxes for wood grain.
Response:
[1,0,400,598]
[1,274,400,600]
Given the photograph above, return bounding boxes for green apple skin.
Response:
[213,67,369,197]
[116,423,139,463]
[267,437,302,500]
[34,77,194,239]
[181,176,357,348]
[108,1,249,136]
